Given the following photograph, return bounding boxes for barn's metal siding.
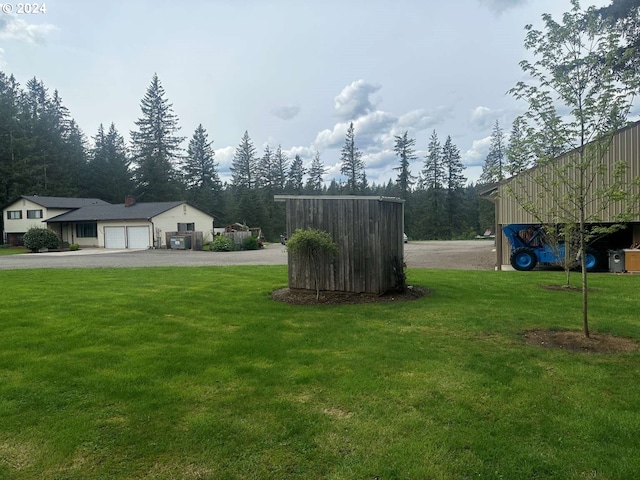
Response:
[496,121,640,267]
[275,196,404,294]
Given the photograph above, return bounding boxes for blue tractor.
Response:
[503,224,599,272]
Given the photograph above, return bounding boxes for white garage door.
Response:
[104,227,126,249]
[127,226,150,249]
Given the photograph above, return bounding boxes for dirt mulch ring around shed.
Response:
[522,329,640,354]
[271,285,430,305]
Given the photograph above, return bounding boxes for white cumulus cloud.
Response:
[470,106,496,129]
[334,79,381,120]
[0,16,57,44]
[462,136,492,167]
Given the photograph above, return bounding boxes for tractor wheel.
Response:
[510,247,538,271]
[585,250,599,272]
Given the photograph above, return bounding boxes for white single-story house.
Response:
[3,195,214,249]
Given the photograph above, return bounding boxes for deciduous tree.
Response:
[508,0,640,337]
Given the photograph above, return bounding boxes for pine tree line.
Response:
[1,71,498,242]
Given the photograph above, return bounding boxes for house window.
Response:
[177,223,195,232]
[76,222,97,238]
[7,210,22,220]
[27,209,43,219]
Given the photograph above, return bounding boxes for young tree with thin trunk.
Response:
[286,228,338,300]
[508,0,640,337]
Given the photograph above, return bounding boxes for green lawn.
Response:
[0,246,28,255]
[1,266,639,479]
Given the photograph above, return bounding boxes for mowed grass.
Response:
[0,247,28,256]
[1,266,639,479]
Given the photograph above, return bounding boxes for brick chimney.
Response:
[125,195,136,207]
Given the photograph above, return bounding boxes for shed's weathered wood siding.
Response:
[278,196,404,294]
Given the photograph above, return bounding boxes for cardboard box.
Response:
[623,249,640,272]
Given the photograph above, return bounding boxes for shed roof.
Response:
[46,201,186,223]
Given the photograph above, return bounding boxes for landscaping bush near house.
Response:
[242,236,261,250]
[22,227,60,252]
[69,243,80,251]
[210,235,234,252]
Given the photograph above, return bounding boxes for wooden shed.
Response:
[274,195,405,295]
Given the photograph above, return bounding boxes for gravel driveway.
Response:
[0,240,496,270]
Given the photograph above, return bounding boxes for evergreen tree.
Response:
[20,79,86,196]
[340,122,365,194]
[286,154,305,194]
[256,145,274,189]
[479,120,506,183]
[505,117,532,176]
[272,145,288,192]
[62,119,89,196]
[130,74,184,201]
[305,151,326,193]
[442,136,466,191]
[420,130,444,189]
[442,135,467,237]
[87,123,133,203]
[183,124,219,190]
[0,72,26,206]
[417,131,447,238]
[183,124,220,211]
[230,131,257,189]
[326,179,340,194]
[393,131,417,197]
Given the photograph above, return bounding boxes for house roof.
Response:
[46,201,187,223]
[18,195,111,209]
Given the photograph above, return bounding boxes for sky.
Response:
[0,0,624,187]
